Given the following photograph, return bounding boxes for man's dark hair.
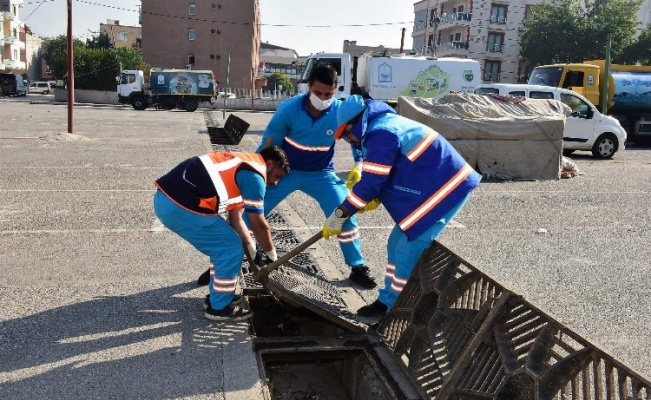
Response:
[259,145,290,173]
[308,65,338,86]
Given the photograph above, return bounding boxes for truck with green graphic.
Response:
[298,53,481,105]
[117,69,216,112]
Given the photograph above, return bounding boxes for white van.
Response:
[475,83,627,159]
[29,81,51,94]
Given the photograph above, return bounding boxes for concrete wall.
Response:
[54,88,283,111]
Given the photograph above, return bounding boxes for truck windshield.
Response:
[528,67,563,87]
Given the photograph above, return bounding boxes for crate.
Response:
[204,112,250,145]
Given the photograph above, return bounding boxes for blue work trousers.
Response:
[247,170,365,268]
[378,194,470,308]
[153,190,242,310]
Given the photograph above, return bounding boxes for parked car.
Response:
[217,91,236,99]
[474,83,627,159]
[29,81,50,94]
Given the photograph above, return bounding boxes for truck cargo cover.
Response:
[398,93,571,180]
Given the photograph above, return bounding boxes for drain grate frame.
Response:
[377,241,651,399]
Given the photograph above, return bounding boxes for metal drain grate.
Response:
[377,241,651,399]
[266,265,367,333]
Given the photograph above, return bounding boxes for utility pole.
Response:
[601,33,612,114]
[424,0,431,55]
[67,0,74,133]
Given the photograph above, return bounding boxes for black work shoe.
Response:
[204,294,244,310]
[204,302,252,322]
[197,268,210,286]
[348,266,377,289]
[357,300,388,318]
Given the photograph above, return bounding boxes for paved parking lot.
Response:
[0,99,649,397]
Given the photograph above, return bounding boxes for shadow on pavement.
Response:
[0,282,257,398]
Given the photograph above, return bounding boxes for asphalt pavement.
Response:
[0,99,649,398]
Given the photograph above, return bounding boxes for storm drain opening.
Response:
[258,347,400,400]
[247,294,413,400]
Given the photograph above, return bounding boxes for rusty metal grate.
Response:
[377,241,651,399]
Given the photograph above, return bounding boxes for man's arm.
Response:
[227,207,256,257]
[257,102,292,152]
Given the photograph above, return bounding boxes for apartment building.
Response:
[100,20,141,49]
[412,0,544,83]
[412,0,651,84]
[140,0,262,91]
[0,0,25,72]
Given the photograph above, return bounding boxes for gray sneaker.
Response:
[204,302,252,322]
[203,294,244,310]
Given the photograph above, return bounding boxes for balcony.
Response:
[2,11,15,21]
[488,43,504,53]
[483,73,501,82]
[4,59,25,69]
[489,15,507,25]
[435,40,469,56]
[439,12,472,25]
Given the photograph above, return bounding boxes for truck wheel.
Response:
[131,96,147,110]
[591,133,618,159]
[184,98,199,112]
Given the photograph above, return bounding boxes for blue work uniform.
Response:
[341,100,482,308]
[154,152,266,310]
[254,93,367,268]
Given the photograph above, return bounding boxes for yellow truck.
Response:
[528,60,651,141]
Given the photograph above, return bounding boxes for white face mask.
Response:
[309,92,333,111]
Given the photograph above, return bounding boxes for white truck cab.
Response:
[117,70,146,99]
[475,83,627,159]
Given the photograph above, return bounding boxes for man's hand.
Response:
[346,165,362,190]
[357,198,381,214]
[323,208,347,239]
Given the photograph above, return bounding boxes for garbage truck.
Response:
[0,73,27,96]
[297,52,482,105]
[117,69,216,112]
[528,60,651,140]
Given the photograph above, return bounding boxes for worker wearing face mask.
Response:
[196,65,377,290]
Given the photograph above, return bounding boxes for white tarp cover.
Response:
[397,93,571,180]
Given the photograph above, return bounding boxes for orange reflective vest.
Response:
[155,152,266,215]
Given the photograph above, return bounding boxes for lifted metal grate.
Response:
[377,241,651,399]
[266,265,367,333]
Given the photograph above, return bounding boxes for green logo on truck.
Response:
[463,69,474,82]
[401,65,451,98]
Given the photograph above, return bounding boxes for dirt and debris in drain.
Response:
[263,350,393,400]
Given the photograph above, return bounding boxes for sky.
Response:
[19,0,416,56]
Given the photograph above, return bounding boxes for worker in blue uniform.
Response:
[194,65,377,289]
[323,95,482,318]
[254,65,376,288]
[155,146,290,321]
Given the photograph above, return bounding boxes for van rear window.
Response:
[475,88,499,95]
[529,91,554,99]
[508,91,525,97]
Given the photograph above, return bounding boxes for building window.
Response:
[484,60,501,81]
[117,32,128,41]
[188,29,196,41]
[189,2,196,15]
[487,32,504,52]
[188,54,195,65]
[212,4,222,10]
[211,29,222,34]
[490,4,507,24]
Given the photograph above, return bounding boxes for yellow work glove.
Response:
[322,208,347,239]
[346,164,362,190]
[357,198,381,214]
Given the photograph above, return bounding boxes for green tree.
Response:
[520,0,641,69]
[42,35,148,91]
[619,28,651,64]
[265,72,295,96]
[43,35,85,80]
[85,32,113,49]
